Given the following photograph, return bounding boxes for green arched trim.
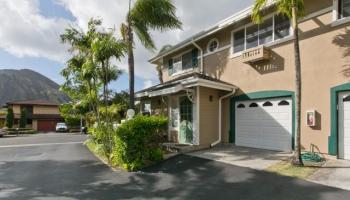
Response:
[329,83,350,156]
[229,90,295,149]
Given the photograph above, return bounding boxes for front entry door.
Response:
[339,91,350,160]
[179,96,193,144]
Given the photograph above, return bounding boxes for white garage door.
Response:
[235,98,292,152]
[339,91,350,160]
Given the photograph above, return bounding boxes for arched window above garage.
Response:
[249,103,258,107]
[344,95,350,102]
[237,104,245,108]
[263,101,273,107]
[278,100,290,106]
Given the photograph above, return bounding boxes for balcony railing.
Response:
[242,46,270,64]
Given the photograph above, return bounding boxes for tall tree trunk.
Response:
[102,61,109,123]
[127,22,135,109]
[291,1,304,166]
[92,77,101,125]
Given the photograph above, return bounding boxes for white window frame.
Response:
[170,49,197,76]
[142,101,152,113]
[333,0,350,26]
[207,38,220,53]
[230,13,293,57]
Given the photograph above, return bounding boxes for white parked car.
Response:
[56,123,68,132]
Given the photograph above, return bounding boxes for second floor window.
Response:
[168,49,198,75]
[339,0,350,19]
[233,14,291,54]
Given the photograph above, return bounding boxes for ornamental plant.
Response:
[112,115,167,171]
[6,108,14,128]
[19,108,27,128]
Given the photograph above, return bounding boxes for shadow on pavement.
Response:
[0,155,349,200]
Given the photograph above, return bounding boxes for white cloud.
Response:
[0,0,70,62]
[0,0,254,87]
[143,80,153,89]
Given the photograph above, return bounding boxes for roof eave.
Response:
[136,76,236,98]
[149,1,275,63]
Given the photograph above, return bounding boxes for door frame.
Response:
[178,95,194,144]
[230,90,295,149]
[329,83,350,157]
[338,91,350,159]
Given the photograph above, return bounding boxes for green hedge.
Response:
[5,129,37,134]
[6,128,32,131]
[112,115,167,171]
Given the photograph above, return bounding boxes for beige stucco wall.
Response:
[33,105,60,115]
[217,11,349,153]
[11,105,21,114]
[152,0,350,154]
[32,120,38,131]
[199,87,220,147]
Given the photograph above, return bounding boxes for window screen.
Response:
[246,24,259,49]
[259,17,273,45]
[274,14,291,40]
[233,29,245,53]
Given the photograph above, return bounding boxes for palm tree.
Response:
[92,31,125,122]
[60,19,103,124]
[252,0,305,166]
[120,0,182,109]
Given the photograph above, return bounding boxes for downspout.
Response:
[191,39,204,74]
[211,88,237,147]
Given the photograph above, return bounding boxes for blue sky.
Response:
[0,0,253,92]
[0,0,146,92]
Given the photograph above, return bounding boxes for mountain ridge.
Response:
[0,69,70,106]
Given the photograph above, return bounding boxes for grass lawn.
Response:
[266,161,319,179]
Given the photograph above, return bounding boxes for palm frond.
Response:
[130,0,182,32]
[252,0,305,24]
[132,18,156,50]
[252,0,269,24]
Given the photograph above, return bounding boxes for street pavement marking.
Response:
[0,141,84,148]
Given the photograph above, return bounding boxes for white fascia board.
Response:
[184,78,236,91]
[136,92,148,98]
[148,84,184,97]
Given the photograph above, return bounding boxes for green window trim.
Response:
[329,83,350,156]
[168,58,173,76]
[229,90,295,149]
[167,48,198,76]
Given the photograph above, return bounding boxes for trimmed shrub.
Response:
[6,108,14,128]
[4,128,36,134]
[19,108,27,128]
[112,115,167,171]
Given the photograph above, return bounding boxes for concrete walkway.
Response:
[308,159,350,191]
[188,145,293,170]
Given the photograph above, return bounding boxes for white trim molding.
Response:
[332,0,350,26]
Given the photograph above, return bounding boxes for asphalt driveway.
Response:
[0,134,350,200]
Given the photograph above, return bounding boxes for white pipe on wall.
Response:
[191,40,204,74]
[211,88,236,147]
